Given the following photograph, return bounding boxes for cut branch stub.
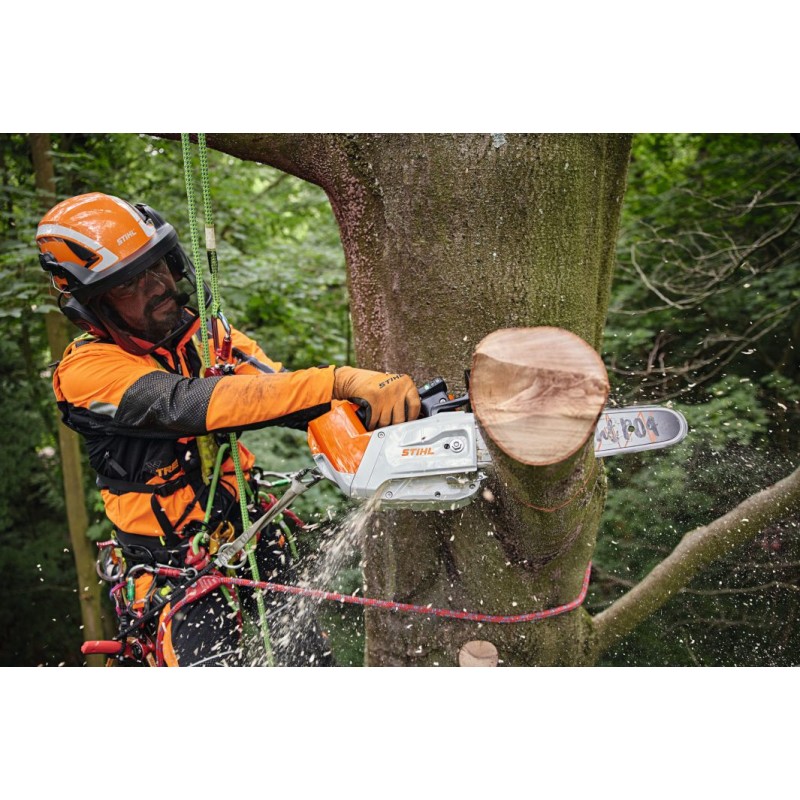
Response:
[470,327,609,466]
[458,640,499,667]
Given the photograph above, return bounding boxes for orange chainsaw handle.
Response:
[307,401,371,474]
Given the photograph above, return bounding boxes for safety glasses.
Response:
[106,260,172,302]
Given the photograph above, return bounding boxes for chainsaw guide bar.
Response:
[594,406,688,457]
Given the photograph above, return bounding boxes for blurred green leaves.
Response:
[595,133,800,666]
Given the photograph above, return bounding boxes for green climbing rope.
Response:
[196,135,223,319]
[181,133,274,666]
[180,135,213,370]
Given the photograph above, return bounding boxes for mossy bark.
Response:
[206,133,632,665]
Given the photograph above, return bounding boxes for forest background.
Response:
[0,132,798,667]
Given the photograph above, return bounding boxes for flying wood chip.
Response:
[470,327,609,466]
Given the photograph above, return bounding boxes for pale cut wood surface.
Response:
[458,640,499,667]
[470,327,609,466]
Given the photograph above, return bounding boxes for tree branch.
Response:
[590,463,800,657]
[155,133,339,188]
[205,134,334,186]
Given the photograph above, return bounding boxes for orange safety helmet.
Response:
[37,193,207,354]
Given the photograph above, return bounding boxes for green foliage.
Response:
[683,376,769,452]
[595,133,800,666]
[0,328,84,665]
[608,133,800,407]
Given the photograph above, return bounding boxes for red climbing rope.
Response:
[153,562,592,665]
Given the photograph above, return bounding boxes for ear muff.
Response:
[58,295,109,339]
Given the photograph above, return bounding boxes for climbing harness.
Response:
[87,468,306,666]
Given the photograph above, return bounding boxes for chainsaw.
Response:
[306,377,688,512]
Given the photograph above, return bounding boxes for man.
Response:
[38,192,420,666]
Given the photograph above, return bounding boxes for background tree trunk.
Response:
[29,133,109,665]
[206,133,632,665]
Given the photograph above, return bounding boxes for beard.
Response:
[140,292,184,342]
[98,288,188,345]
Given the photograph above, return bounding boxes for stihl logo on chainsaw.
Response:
[401,447,436,457]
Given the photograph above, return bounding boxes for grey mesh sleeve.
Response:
[115,371,224,435]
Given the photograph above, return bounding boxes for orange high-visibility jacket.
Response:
[53,313,335,538]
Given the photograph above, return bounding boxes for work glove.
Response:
[333,367,421,431]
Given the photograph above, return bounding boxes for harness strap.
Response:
[114,528,186,566]
[97,472,191,497]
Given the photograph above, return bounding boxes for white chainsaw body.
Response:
[310,403,688,511]
[312,411,492,510]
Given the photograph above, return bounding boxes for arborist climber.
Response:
[38,191,420,666]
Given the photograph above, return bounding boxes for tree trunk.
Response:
[29,133,109,665]
[204,133,632,665]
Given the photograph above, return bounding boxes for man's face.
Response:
[103,259,183,342]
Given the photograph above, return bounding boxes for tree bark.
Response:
[29,133,109,665]
[206,133,631,665]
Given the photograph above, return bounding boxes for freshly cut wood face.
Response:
[470,327,609,466]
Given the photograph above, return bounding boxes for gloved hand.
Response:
[333,367,421,431]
